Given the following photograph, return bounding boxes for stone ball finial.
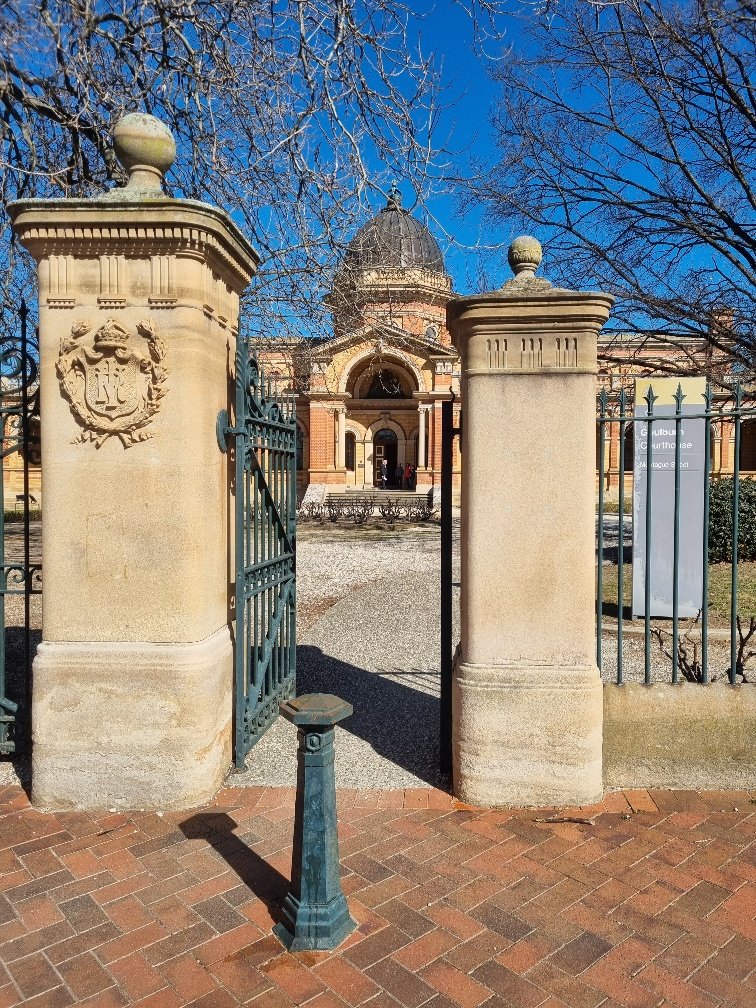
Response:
[507,235,542,278]
[113,113,176,193]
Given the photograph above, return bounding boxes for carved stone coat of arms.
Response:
[57,318,168,447]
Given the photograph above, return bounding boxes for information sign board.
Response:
[632,377,706,618]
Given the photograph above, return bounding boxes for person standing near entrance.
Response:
[381,458,388,489]
[395,462,403,489]
[404,462,411,490]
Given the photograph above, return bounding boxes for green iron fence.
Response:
[597,381,756,687]
[218,344,297,768]
[1,301,41,754]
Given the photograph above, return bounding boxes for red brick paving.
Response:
[0,786,754,1007]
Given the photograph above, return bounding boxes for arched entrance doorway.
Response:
[341,353,421,489]
[373,428,398,487]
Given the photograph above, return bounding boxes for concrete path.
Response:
[230,553,460,789]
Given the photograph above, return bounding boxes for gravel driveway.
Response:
[229,520,458,790]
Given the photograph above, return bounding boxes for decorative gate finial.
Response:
[499,236,552,294]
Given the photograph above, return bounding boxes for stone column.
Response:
[9,114,259,809]
[335,405,346,470]
[417,405,427,471]
[447,237,613,807]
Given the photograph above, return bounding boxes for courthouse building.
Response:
[258,185,462,499]
[3,188,752,505]
[258,187,749,501]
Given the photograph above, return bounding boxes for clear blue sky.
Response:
[422,2,507,292]
[365,2,519,294]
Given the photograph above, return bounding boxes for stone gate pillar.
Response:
[447,238,613,807]
[9,114,259,809]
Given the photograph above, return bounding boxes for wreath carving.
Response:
[57,318,168,448]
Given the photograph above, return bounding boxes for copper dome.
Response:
[344,186,445,273]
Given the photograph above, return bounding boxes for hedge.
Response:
[708,477,756,563]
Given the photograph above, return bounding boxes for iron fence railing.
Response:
[1,300,42,754]
[597,381,756,687]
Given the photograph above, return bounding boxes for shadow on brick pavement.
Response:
[0,783,754,1006]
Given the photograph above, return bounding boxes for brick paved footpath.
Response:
[0,785,754,1008]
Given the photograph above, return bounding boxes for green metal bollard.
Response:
[274,694,357,951]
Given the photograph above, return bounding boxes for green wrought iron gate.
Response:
[218,340,297,768]
[439,398,460,782]
[1,301,41,755]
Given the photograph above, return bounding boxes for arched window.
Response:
[296,425,305,471]
[623,425,635,473]
[365,369,406,399]
[739,421,756,471]
[345,432,356,471]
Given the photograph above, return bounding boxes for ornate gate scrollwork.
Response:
[218,340,297,767]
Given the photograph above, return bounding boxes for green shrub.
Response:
[3,509,41,523]
[708,477,756,563]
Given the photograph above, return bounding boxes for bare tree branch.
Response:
[461,0,756,374]
[0,0,509,349]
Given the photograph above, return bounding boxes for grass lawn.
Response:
[598,561,756,625]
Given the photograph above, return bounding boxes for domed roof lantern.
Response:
[386,181,402,211]
[342,184,445,274]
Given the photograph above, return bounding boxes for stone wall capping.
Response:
[9,197,259,291]
[464,367,596,377]
[448,290,615,323]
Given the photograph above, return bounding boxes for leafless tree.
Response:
[0,0,506,349]
[463,0,756,378]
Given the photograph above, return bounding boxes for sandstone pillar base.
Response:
[453,657,603,807]
[31,628,232,810]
